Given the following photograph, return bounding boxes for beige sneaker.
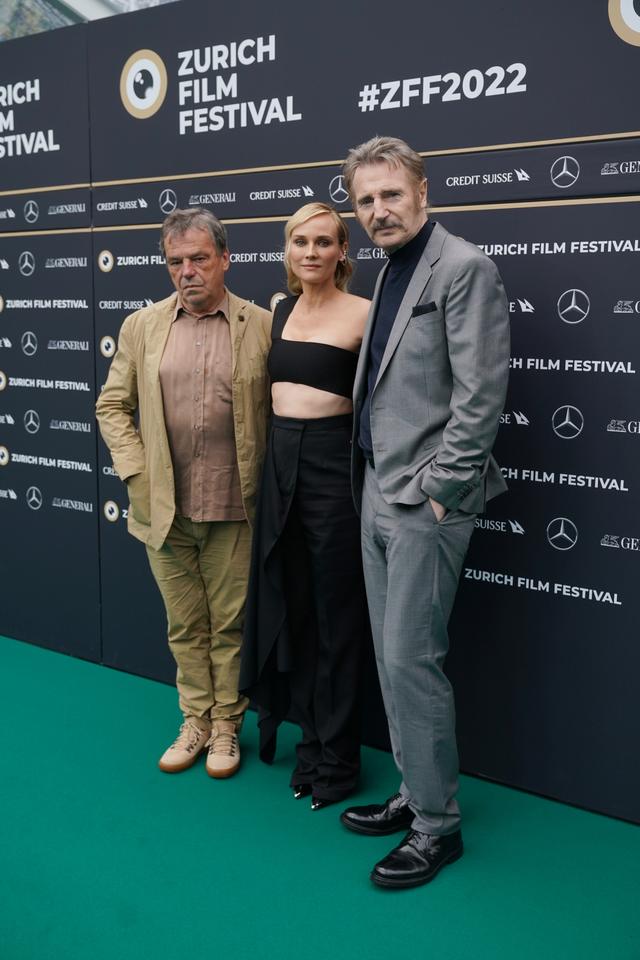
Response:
[158,718,209,773]
[206,720,240,779]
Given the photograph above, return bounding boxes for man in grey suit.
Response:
[340,136,510,889]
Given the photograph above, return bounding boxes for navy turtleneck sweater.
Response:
[359,218,435,462]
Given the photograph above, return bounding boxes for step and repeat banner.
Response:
[86,0,639,178]
[2,0,640,821]
[443,201,640,824]
[0,26,99,659]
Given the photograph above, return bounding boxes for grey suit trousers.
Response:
[361,463,476,835]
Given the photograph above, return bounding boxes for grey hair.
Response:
[342,136,426,196]
[160,208,228,256]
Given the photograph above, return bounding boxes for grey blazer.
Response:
[352,221,510,515]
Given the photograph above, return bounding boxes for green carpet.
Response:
[0,634,638,960]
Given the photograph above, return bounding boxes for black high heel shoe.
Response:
[292,784,312,799]
[310,796,334,811]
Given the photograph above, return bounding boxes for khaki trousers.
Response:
[146,516,251,726]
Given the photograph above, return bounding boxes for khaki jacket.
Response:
[96,290,271,549]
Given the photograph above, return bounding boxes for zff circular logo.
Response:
[98,250,114,273]
[609,0,640,45]
[120,50,168,119]
[104,500,120,522]
[270,292,287,312]
[100,336,116,358]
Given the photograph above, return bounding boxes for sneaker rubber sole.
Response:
[206,759,240,779]
[158,744,206,773]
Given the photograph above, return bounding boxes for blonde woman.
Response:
[240,202,370,809]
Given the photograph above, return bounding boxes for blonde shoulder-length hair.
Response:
[284,202,353,295]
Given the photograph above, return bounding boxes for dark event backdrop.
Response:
[0,0,639,822]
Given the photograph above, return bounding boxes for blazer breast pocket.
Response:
[411,301,438,318]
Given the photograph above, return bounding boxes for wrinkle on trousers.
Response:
[361,463,476,834]
[146,516,251,724]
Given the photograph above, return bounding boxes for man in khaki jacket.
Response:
[96,208,271,778]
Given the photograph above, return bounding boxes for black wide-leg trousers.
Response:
[242,413,368,801]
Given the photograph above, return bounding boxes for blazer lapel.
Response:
[374,222,446,388]
[145,293,176,416]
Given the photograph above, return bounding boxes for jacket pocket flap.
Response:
[411,301,438,317]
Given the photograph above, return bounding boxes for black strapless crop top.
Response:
[267,296,358,399]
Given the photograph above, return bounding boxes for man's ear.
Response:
[420,178,428,210]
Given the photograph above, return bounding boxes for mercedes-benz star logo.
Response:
[26,485,43,510]
[552,405,584,440]
[557,288,590,324]
[21,331,38,356]
[328,176,349,205]
[546,517,578,551]
[23,409,40,434]
[0,370,7,391]
[159,189,177,214]
[0,445,9,466]
[23,200,40,224]
[18,251,36,277]
[550,156,580,189]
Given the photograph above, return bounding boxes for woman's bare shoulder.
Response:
[339,292,371,316]
[345,292,371,307]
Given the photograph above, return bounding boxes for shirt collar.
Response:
[388,219,435,271]
[173,289,229,323]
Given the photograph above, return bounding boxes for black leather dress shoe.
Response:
[340,793,413,836]
[371,829,463,889]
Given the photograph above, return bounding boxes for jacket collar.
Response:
[144,288,253,381]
